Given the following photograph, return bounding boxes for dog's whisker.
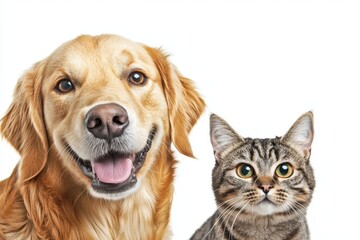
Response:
[73,187,88,208]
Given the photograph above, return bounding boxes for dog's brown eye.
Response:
[55,79,74,93]
[128,72,147,85]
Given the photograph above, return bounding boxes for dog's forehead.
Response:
[68,34,148,57]
[47,34,154,73]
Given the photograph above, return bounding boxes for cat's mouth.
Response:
[260,198,275,205]
[250,195,281,216]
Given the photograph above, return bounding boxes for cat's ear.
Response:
[210,114,244,160]
[281,111,314,159]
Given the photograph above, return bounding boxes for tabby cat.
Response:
[191,112,315,240]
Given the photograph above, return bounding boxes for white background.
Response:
[1,0,359,239]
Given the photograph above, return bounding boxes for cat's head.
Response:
[210,112,315,216]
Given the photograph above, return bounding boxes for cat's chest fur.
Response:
[194,210,308,240]
[231,216,308,240]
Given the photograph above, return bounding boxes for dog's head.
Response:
[1,34,205,200]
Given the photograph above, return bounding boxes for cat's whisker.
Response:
[230,200,249,235]
[199,197,240,240]
[288,197,310,212]
[284,199,308,231]
[216,197,241,211]
[216,198,242,236]
[222,199,242,237]
[219,197,250,239]
[288,202,306,232]
[219,207,237,237]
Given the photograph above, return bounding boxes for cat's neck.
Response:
[216,209,307,239]
[217,208,306,227]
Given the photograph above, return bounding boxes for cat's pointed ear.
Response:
[210,114,244,160]
[281,111,314,159]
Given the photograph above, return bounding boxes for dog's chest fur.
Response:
[77,180,158,240]
[0,171,169,240]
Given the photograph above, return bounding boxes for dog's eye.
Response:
[128,72,147,85]
[55,79,75,93]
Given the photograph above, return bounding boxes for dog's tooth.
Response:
[92,171,99,183]
[93,175,100,185]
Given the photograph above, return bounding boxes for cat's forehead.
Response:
[243,138,281,156]
[228,137,285,163]
[244,137,280,149]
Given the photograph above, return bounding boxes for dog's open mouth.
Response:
[66,127,156,194]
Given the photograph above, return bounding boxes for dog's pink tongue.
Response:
[93,157,132,184]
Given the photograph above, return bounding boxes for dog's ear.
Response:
[145,47,205,158]
[1,62,48,182]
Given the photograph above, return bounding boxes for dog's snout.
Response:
[86,103,129,141]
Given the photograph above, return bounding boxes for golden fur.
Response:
[0,34,205,239]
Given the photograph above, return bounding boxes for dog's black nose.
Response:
[86,103,129,142]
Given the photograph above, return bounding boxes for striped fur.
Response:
[191,112,315,240]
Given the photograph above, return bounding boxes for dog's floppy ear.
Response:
[1,62,48,182]
[145,47,205,158]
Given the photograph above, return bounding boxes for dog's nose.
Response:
[86,103,129,142]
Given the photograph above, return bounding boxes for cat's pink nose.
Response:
[259,184,274,194]
[256,176,275,194]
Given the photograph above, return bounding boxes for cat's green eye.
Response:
[236,163,254,179]
[275,163,294,178]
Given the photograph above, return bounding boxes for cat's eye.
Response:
[236,163,254,179]
[275,163,294,178]
[128,71,147,85]
[55,79,75,93]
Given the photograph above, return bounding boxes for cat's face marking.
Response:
[210,112,314,217]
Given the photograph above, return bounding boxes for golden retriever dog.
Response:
[0,34,205,239]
